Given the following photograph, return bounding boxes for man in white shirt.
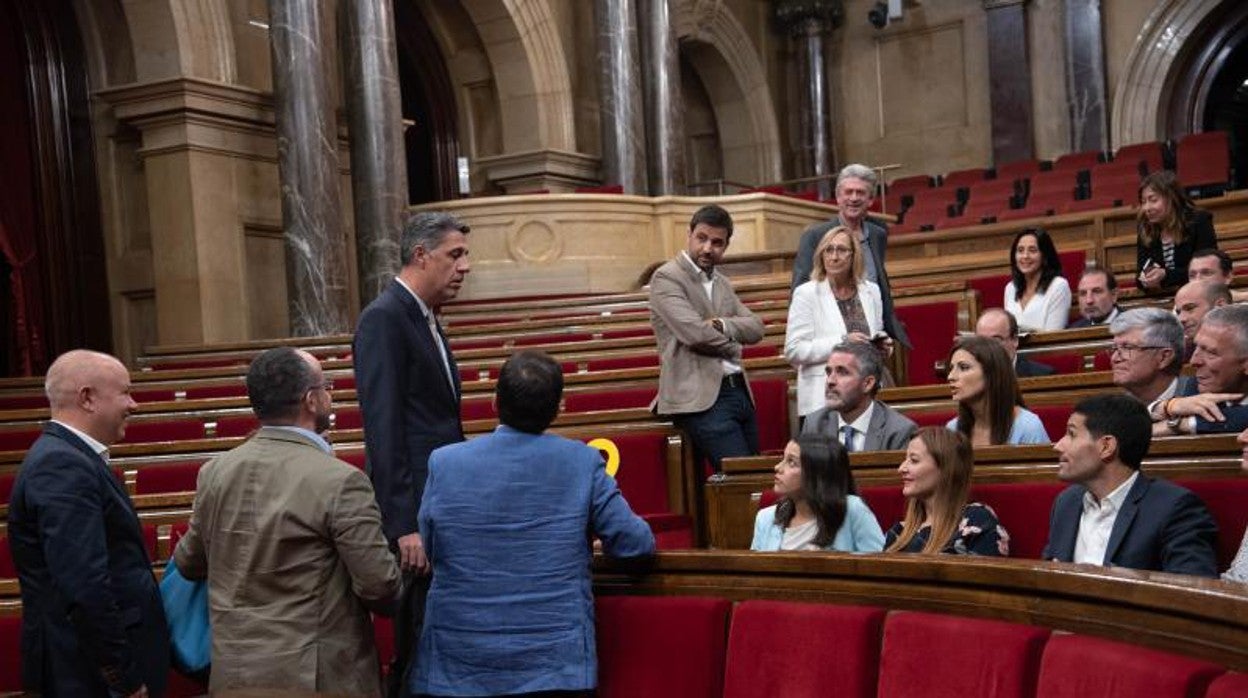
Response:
[1042,394,1217,577]
[799,341,916,452]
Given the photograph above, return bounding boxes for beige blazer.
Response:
[174,428,400,698]
[648,255,765,414]
[784,278,884,416]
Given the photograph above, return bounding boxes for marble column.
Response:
[984,0,1035,164]
[775,1,842,200]
[1063,0,1108,151]
[594,0,648,194]
[268,0,350,336]
[639,0,685,195]
[341,0,406,306]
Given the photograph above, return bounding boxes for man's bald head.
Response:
[1174,280,1230,342]
[975,308,1019,360]
[44,350,136,445]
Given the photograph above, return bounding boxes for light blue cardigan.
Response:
[750,495,885,552]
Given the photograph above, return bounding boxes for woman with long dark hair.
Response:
[1136,171,1217,291]
[885,427,1010,556]
[1003,228,1070,331]
[945,336,1048,446]
[750,435,884,552]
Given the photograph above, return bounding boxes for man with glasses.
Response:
[174,347,400,695]
[1108,308,1186,405]
[1151,304,1248,436]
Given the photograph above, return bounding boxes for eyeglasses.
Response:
[823,246,854,258]
[1110,344,1167,357]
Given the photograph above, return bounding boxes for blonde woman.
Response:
[885,427,1009,556]
[785,227,891,418]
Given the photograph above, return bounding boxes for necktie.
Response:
[426,311,456,397]
[840,425,856,453]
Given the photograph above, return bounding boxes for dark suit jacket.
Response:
[1042,474,1218,577]
[354,279,465,542]
[1173,377,1248,433]
[800,400,918,452]
[1016,357,1055,378]
[7,423,169,696]
[1136,208,1216,290]
[791,217,910,347]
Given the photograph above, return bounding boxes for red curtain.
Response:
[0,5,47,376]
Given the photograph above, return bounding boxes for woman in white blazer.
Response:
[785,226,888,417]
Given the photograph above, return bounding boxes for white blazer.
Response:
[785,279,884,416]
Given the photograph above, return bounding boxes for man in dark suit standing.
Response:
[353,211,470,695]
[791,163,910,348]
[8,350,168,697]
[1043,394,1217,577]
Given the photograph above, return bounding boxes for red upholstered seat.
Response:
[0,537,14,579]
[742,344,779,359]
[908,408,956,428]
[514,332,595,347]
[141,524,160,561]
[337,450,366,469]
[0,472,13,506]
[750,378,789,454]
[894,301,959,386]
[601,326,652,340]
[1029,404,1071,441]
[1175,478,1248,571]
[461,398,496,421]
[1177,131,1231,193]
[332,407,362,430]
[373,615,395,679]
[1058,250,1086,286]
[585,354,659,372]
[859,485,908,535]
[1115,141,1166,173]
[0,393,47,410]
[1036,634,1222,697]
[643,512,695,550]
[165,669,208,697]
[564,387,655,412]
[1052,149,1105,172]
[0,614,21,692]
[878,611,1049,698]
[134,460,205,495]
[584,432,671,517]
[1029,351,1085,375]
[183,383,247,400]
[120,419,206,444]
[147,357,247,371]
[968,273,1009,310]
[722,600,885,698]
[214,414,259,438]
[996,159,1047,180]
[0,428,41,453]
[1207,672,1248,698]
[575,184,624,194]
[969,481,1066,559]
[595,595,731,698]
[942,168,991,188]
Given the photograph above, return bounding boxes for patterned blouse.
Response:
[836,291,871,337]
[884,502,1011,556]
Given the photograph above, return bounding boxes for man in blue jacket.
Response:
[1044,394,1218,577]
[8,350,169,696]
[413,350,655,697]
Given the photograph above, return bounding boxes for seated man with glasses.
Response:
[1109,307,1187,405]
[1150,304,1248,436]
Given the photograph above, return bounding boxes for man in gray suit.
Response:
[175,347,400,696]
[792,163,909,348]
[801,341,917,451]
[649,204,765,471]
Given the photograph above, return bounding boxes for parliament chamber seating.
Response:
[1177,131,1232,196]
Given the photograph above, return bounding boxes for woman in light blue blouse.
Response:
[945,335,1049,446]
[751,434,884,552]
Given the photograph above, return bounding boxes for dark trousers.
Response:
[390,571,430,698]
[673,375,759,471]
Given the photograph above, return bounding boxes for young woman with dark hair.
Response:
[885,427,1010,556]
[1003,227,1070,331]
[1137,171,1217,292]
[945,336,1049,446]
[750,435,884,552]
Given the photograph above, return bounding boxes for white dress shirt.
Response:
[1073,471,1138,565]
[1003,276,1072,331]
[51,420,110,462]
[839,402,875,452]
[680,252,743,376]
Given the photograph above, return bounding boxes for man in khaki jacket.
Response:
[174,347,400,697]
[649,204,765,470]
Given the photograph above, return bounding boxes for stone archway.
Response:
[673,0,783,185]
[1110,0,1224,147]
